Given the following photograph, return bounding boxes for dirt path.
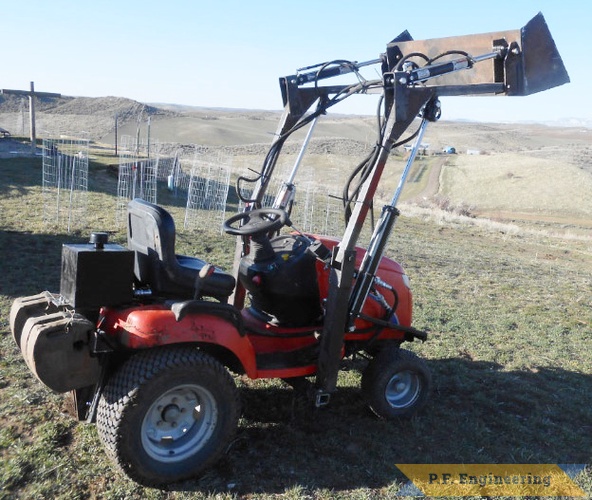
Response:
[408,156,447,202]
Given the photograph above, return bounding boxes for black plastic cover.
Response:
[239,234,322,326]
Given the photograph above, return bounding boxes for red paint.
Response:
[99,234,413,379]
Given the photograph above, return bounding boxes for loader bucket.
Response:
[385,12,569,96]
[518,12,570,95]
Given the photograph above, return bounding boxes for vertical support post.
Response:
[114,113,118,156]
[147,116,151,158]
[20,98,25,135]
[135,115,141,157]
[29,82,36,154]
[314,82,435,400]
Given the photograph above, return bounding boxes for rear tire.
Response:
[361,346,431,419]
[96,346,240,486]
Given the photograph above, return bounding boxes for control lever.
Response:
[193,264,216,300]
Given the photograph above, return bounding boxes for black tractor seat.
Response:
[127,199,236,302]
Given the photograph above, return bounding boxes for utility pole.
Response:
[146,116,151,158]
[114,112,118,156]
[1,82,61,154]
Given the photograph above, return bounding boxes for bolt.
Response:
[402,62,414,72]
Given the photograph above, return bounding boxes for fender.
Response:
[100,304,257,378]
[315,235,413,327]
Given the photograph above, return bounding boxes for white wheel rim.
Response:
[141,384,218,463]
[384,370,421,409]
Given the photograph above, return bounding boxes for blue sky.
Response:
[2,0,589,123]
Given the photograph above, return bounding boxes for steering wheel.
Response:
[223,208,289,236]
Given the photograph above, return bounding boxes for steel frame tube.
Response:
[348,117,429,324]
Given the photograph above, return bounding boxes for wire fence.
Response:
[184,150,232,232]
[38,123,364,242]
[42,137,89,232]
[116,135,158,226]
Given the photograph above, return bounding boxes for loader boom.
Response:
[231,12,569,400]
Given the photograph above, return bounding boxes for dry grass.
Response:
[440,153,592,219]
[1,130,591,498]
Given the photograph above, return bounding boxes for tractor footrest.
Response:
[255,343,319,371]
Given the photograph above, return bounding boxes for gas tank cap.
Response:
[89,232,109,249]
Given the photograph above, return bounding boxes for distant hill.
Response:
[0,95,175,140]
[0,93,590,175]
[1,94,591,158]
[0,94,170,117]
[1,94,591,228]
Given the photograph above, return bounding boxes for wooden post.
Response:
[0,83,61,154]
[147,116,151,158]
[135,114,141,156]
[29,82,36,154]
[114,112,118,156]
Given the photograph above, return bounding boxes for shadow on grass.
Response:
[1,229,590,496]
[170,357,591,496]
[0,157,118,218]
[0,230,87,298]
[0,157,44,198]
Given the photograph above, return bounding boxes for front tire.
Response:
[361,346,431,419]
[96,346,240,486]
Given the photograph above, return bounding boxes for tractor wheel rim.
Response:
[141,384,218,463]
[384,370,421,409]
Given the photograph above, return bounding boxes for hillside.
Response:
[1,95,591,229]
[0,95,175,140]
[1,97,591,498]
[1,94,590,155]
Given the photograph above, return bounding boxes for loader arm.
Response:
[316,12,569,398]
[231,13,569,399]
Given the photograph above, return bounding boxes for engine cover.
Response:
[239,235,322,326]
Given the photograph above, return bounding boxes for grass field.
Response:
[1,153,591,499]
[441,153,592,219]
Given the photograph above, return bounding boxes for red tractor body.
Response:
[96,233,413,381]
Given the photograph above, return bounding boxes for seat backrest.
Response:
[127,198,183,291]
[127,198,236,300]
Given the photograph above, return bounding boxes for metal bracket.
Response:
[314,390,331,407]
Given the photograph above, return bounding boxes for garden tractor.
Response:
[10,13,568,486]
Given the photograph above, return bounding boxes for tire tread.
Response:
[96,346,240,486]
